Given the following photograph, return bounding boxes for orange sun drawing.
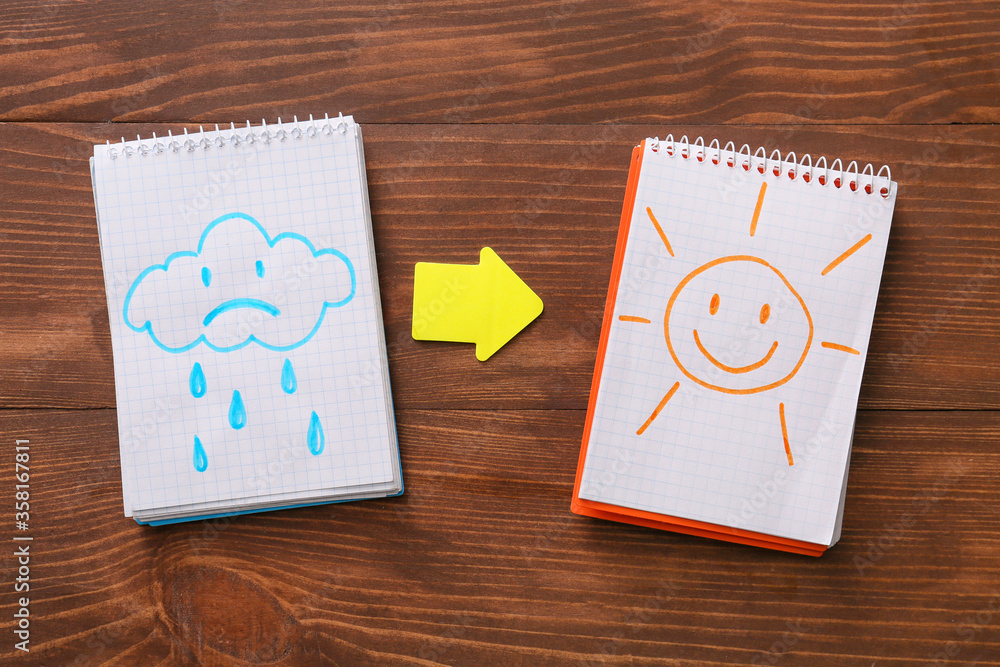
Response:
[619,183,870,466]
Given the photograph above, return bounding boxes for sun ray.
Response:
[646,207,675,257]
[619,315,651,324]
[779,402,794,466]
[821,234,872,276]
[636,382,680,435]
[821,341,860,355]
[749,182,767,237]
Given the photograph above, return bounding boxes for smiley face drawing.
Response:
[622,185,876,465]
[665,255,813,395]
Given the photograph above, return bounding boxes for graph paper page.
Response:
[579,141,896,545]
[92,117,397,514]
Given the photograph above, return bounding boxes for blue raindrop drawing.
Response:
[281,359,297,394]
[307,411,325,455]
[189,362,206,398]
[193,435,208,472]
[122,213,356,471]
[229,390,247,430]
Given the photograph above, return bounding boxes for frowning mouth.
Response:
[693,329,778,374]
[203,298,280,326]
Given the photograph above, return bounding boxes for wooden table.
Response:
[2,1,999,664]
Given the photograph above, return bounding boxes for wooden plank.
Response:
[1,408,998,665]
[1,122,997,410]
[2,1,1000,124]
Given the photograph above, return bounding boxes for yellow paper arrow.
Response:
[412,247,543,361]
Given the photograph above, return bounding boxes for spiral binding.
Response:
[647,135,894,199]
[104,113,352,161]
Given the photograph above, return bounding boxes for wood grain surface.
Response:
[2,0,1000,665]
[2,1,1000,125]
[1,408,999,665]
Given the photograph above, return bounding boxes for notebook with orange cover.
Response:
[572,136,897,556]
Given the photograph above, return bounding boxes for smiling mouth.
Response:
[693,330,778,374]
[203,298,281,326]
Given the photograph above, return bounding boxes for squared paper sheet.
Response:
[92,118,398,515]
[578,141,896,545]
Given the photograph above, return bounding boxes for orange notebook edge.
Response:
[570,141,826,557]
[570,142,645,502]
[571,500,825,557]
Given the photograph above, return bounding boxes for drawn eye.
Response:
[255,260,265,278]
[201,267,211,287]
[709,293,720,315]
[760,303,770,324]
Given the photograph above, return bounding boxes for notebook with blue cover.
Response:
[90,115,401,524]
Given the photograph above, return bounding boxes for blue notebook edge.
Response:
[137,451,405,526]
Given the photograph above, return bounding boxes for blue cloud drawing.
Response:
[124,212,356,353]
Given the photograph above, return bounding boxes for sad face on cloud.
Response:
[124,212,355,353]
[123,212,356,471]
